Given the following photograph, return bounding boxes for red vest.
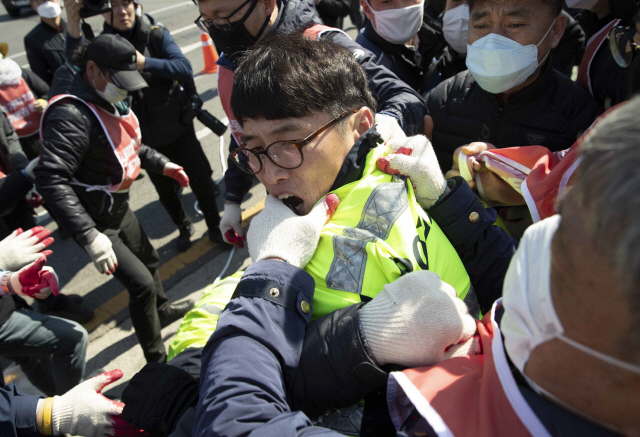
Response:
[41,94,141,193]
[387,300,552,437]
[217,24,346,148]
[576,19,621,96]
[0,77,41,138]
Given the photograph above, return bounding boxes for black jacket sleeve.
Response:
[289,303,388,418]
[1,112,28,172]
[316,0,350,20]
[24,37,52,87]
[21,69,50,100]
[0,172,34,211]
[427,177,518,314]
[138,144,170,174]
[322,31,428,135]
[34,101,98,246]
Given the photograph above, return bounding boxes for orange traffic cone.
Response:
[200,29,219,74]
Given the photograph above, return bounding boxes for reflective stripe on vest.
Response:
[305,145,473,320]
[0,78,41,138]
[167,272,243,361]
[41,94,142,195]
[576,19,620,95]
[387,299,549,437]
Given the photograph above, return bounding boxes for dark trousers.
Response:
[147,125,221,231]
[100,208,168,363]
[0,309,88,395]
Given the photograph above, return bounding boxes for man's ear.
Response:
[352,107,374,142]
[261,0,277,17]
[549,13,568,49]
[361,0,374,21]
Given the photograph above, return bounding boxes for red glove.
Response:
[163,163,189,188]
[7,256,59,299]
[224,229,246,249]
[25,188,44,209]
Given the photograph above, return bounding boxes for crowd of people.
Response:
[0,0,639,436]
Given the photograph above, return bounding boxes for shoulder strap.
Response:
[147,25,165,59]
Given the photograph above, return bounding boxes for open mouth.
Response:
[278,194,304,215]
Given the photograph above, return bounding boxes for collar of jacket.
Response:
[329,126,384,192]
[476,58,555,109]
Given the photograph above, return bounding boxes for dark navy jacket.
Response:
[0,378,41,437]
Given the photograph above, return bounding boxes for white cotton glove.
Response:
[219,202,245,248]
[358,270,480,367]
[374,113,406,143]
[51,369,143,437]
[247,194,339,268]
[83,232,118,275]
[377,133,447,210]
[0,226,54,271]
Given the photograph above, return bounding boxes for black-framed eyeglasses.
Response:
[230,111,354,175]
[194,0,253,32]
[608,26,640,68]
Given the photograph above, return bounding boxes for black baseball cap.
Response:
[86,34,148,92]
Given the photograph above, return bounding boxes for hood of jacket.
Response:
[49,63,117,114]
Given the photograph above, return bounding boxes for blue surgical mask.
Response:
[465,19,555,94]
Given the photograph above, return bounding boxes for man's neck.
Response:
[41,15,61,30]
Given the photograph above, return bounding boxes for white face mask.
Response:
[565,0,599,9]
[93,71,128,104]
[37,1,61,18]
[465,19,555,94]
[443,4,469,54]
[367,0,425,45]
[501,215,640,382]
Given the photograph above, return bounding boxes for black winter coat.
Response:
[34,64,170,247]
[425,60,602,171]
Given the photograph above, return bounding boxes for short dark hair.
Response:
[230,32,376,126]
[467,0,562,18]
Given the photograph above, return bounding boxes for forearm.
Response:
[139,144,170,174]
[0,382,42,437]
[144,30,193,82]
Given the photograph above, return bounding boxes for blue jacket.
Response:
[192,260,342,437]
[0,377,41,437]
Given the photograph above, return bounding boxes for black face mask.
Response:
[208,0,270,62]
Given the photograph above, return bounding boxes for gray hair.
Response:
[572,96,640,356]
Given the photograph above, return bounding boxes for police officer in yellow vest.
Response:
[35,34,194,363]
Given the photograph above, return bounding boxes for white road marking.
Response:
[8,51,26,59]
[170,23,197,36]
[179,40,202,55]
[147,1,194,15]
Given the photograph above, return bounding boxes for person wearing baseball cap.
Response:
[65,0,228,254]
[34,33,195,364]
